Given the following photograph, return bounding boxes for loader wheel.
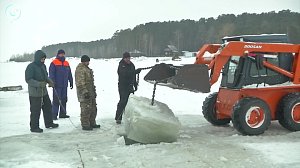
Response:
[202,92,231,126]
[278,93,300,131]
[232,98,271,135]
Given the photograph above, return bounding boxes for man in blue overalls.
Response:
[49,49,73,120]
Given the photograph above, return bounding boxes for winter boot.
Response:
[46,123,59,128]
[31,128,43,133]
[82,126,93,131]
[59,115,70,118]
[116,120,121,124]
[91,124,101,128]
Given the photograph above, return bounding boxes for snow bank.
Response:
[123,95,181,144]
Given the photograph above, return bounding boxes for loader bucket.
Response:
[144,63,177,82]
[144,63,211,93]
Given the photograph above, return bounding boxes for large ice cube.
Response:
[123,95,181,144]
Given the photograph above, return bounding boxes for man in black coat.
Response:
[115,52,141,124]
[25,50,59,133]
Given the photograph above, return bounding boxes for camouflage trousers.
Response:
[80,99,97,127]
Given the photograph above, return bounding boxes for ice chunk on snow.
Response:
[116,136,126,145]
[220,156,228,162]
[123,95,181,144]
[102,155,112,161]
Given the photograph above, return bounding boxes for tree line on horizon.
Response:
[10,10,300,62]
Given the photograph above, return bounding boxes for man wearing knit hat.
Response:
[49,49,73,120]
[75,55,100,130]
[115,52,141,124]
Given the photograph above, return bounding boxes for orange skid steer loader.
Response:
[144,34,300,135]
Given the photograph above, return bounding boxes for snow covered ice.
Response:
[0,57,300,168]
[124,95,180,144]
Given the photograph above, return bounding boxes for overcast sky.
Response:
[0,0,299,61]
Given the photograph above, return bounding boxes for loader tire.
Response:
[202,92,231,126]
[232,98,271,135]
[278,93,300,131]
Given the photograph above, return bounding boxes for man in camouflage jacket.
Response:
[75,55,100,130]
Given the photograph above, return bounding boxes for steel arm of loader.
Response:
[195,44,221,64]
[195,41,300,85]
[194,44,230,85]
[293,48,300,84]
[262,61,294,78]
[209,55,230,85]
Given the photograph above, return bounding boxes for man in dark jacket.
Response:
[49,49,73,120]
[25,50,59,133]
[115,52,141,124]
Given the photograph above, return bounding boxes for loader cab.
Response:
[220,34,294,89]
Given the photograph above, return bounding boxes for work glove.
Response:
[136,68,142,74]
[40,81,47,87]
[48,81,55,88]
[129,84,135,94]
[84,92,90,99]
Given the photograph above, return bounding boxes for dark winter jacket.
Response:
[117,59,138,92]
[25,50,53,97]
[49,56,73,88]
